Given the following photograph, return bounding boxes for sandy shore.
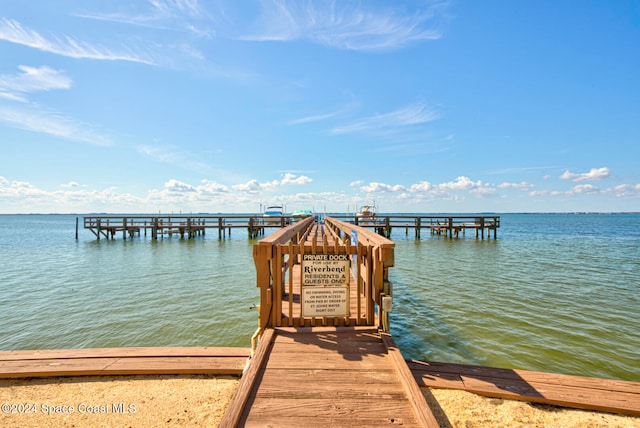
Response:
[1,375,638,427]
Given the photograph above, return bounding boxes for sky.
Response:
[0,1,639,214]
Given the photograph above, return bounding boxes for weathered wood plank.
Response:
[242,397,417,419]
[408,360,640,395]
[265,352,391,370]
[381,333,440,427]
[461,375,640,416]
[219,328,276,428]
[0,355,248,378]
[408,360,640,416]
[258,368,401,385]
[243,414,415,428]
[254,376,407,400]
[0,347,250,361]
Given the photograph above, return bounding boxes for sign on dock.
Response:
[301,254,350,317]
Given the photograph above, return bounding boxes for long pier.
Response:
[83,215,269,240]
[82,214,500,240]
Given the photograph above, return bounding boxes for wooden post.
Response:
[493,216,498,239]
[75,217,79,240]
[122,217,127,240]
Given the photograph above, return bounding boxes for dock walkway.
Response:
[221,327,437,427]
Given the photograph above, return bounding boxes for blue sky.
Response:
[1,1,639,214]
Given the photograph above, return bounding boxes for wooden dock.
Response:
[83,215,270,240]
[81,214,500,240]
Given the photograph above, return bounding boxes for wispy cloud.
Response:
[288,111,341,125]
[137,144,213,174]
[0,103,112,146]
[75,0,215,38]
[0,18,157,65]
[330,103,439,136]
[0,65,110,146]
[239,0,448,51]
[0,65,72,102]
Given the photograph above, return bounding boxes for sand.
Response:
[1,375,638,427]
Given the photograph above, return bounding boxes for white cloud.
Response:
[567,184,600,195]
[137,144,212,173]
[470,187,497,197]
[409,181,434,192]
[232,179,264,193]
[199,179,229,194]
[0,104,112,146]
[281,173,312,185]
[232,173,312,193]
[240,0,446,51]
[529,190,549,197]
[439,176,482,191]
[0,18,156,65]
[61,181,81,189]
[76,0,215,38]
[498,181,534,190]
[0,65,72,100]
[0,65,112,146]
[288,111,340,125]
[361,182,405,193]
[330,103,439,136]
[164,179,197,193]
[2,172,639,214]
[560,167,610,182]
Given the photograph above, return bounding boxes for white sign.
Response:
[302,286,349,317]
[302,254,350,286]
[301,254,350,317]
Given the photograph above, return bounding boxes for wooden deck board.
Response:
[409,360,640,416]
[0,347,251,378]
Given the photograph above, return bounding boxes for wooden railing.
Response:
[252,216,395,333]
[84,215,267,239]
[331,214,500,238]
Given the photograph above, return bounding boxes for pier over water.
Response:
[82,214,500,240]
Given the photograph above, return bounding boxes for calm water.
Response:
[0,213,638,382]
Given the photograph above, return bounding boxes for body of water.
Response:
[0,213,638,382]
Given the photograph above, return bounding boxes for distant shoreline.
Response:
[1,211,639,216]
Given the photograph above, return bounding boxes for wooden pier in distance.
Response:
[82,214,500,240]
[83,215,270,240]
